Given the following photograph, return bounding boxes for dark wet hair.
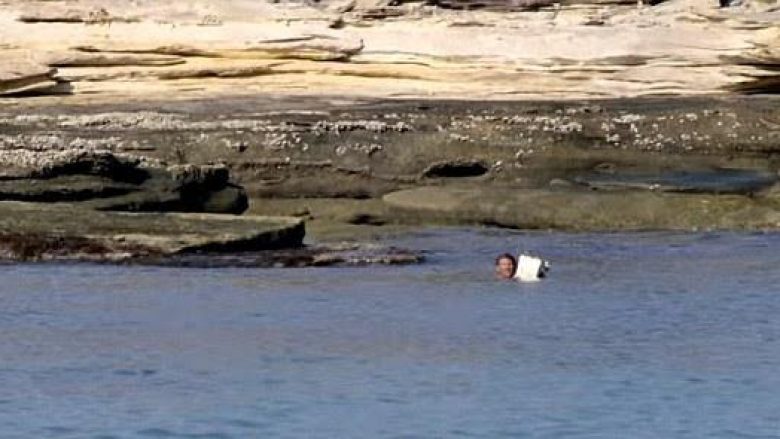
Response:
[495,253,517,274]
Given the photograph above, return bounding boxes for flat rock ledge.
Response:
[0,201,305,262]
[0,55,69,96]
[383,185,780,231]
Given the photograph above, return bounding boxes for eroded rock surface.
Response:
[0,54,67,96]
[3,96,778,233]
[0,147,248,214]
[0,0,777,102]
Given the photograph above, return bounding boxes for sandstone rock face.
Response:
[43,51,186,67]
[17,6,141,24]
[0,54,66,96]
[71,34,364,61]
[0,0,777,102]
[729,27,780,93]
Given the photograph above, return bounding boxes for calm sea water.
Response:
[1,229,779,439]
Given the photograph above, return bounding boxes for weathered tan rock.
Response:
[17,6,140,24]
[42,51,185,67]
[728,28,780,93]
[0,0,777,101]
[0,54,64,95]
[72,34,364,61]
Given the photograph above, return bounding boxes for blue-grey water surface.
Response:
[1,229,780,438]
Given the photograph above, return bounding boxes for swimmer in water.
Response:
[495,253,517,280]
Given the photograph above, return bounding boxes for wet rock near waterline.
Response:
[2,96,780,232]
[138,243,423,268]
[0,149,248,214]
[0,201,304,262]
[382,185,780,231]
[571,168,778,195]
[0,232,153,262]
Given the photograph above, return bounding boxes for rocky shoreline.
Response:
[0,0,778,264]
[4,95,779,234]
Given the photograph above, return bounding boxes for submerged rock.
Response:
[140,242,423,268]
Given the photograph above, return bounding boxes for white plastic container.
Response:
[514,254,550,282]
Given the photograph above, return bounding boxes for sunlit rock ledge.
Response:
[0,0,777,102]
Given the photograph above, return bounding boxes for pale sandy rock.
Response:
[17,6,140,23]
[0,0,777,101]
[72,34,364,61]
[327,0,357,13]
[727,27,780,92]
[55,59,283,82]
[0,52,66,95]
[42,51,185,67]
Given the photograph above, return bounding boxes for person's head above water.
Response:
[495,253,517,280]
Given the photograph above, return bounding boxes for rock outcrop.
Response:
[0,54,68,96]
[383,184,780,230]
[0,201,304,262]
[0,0,777,102]
[0,148,248,214]
[4,96,778,234]
[0,0,779,243]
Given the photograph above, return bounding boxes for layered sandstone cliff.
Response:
[0,0,777,103]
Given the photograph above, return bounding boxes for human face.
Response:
[496,257,515,279]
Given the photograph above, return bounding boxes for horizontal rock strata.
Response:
[0,55,67,96]
[0,0,776,102]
